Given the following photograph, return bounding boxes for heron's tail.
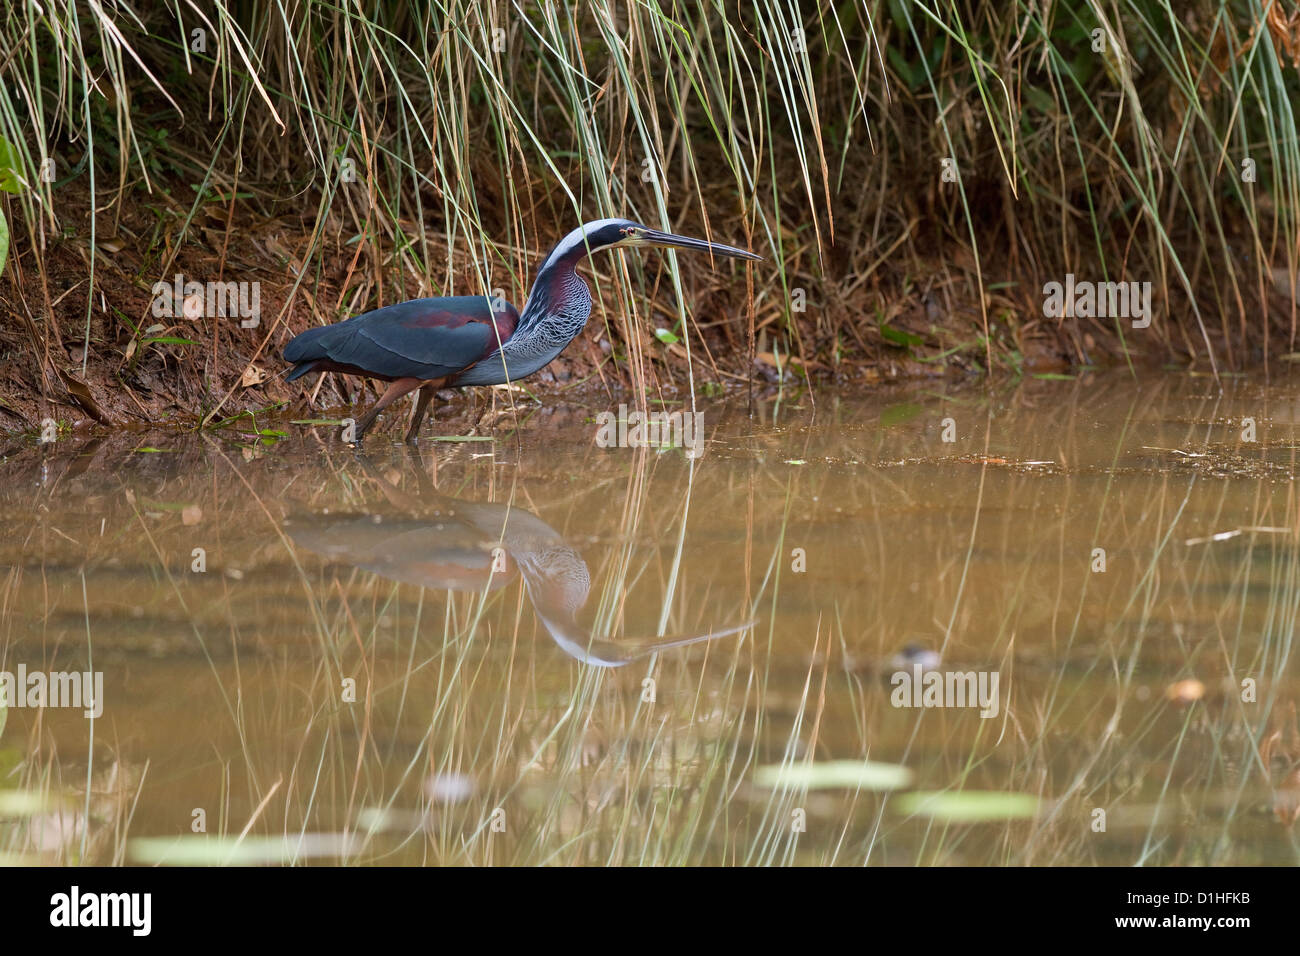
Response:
[284,321,354,379]
[284,360,320,381]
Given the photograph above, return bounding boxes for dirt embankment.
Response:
[0,181,1137,440]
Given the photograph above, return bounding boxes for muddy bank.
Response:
[1,184,1149,438]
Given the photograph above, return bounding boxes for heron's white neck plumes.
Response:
[536,218,627,273]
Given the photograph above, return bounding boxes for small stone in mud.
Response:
[887,642,941,674]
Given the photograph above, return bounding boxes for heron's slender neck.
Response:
[519,254,584,327]
[516,224,612,335]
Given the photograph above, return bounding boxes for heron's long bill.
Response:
[641,228,763,261]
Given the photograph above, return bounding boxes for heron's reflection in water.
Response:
[286,451,750,666]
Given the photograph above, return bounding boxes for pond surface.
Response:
[2,371,1300,865]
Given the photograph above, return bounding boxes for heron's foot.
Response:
[348,377,423,444]
[345,415,372,443]
[404,418,431,443]
[347,408,387,443]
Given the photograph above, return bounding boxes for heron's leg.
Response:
[405,384,437,443]
[352,377,421,439]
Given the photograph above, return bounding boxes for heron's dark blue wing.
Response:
[284,296,519,381]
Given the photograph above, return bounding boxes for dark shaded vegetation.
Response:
[1,1,1298,434]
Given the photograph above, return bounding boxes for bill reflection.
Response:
[286,452,749,666]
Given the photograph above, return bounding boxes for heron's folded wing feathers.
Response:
[285,297,515,380]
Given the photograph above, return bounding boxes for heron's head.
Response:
[603,219,763,262]
[541,218,762,273]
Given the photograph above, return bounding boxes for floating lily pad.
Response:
[754,760,913,791]
[130,832,360,865]
[0,790,51,817]
[894,790,1040,822]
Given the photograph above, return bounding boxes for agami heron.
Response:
[283,219,761,440]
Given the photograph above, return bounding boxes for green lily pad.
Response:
[894,790,1040,822]
[0,790,51,817]
[130,832,359,865]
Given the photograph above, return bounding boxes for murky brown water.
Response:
[3,371,1300,865]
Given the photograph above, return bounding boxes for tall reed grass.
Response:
[0,2,1297,419]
